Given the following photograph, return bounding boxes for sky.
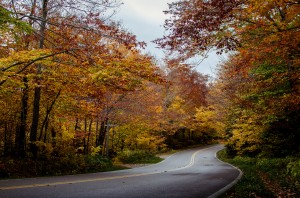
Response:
[114,0,224,77]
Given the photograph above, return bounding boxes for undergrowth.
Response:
[217,149,300,197]
[0,149,164,179]
[0,155,123,179]
[116,150,163,164]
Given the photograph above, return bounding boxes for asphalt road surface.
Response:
[0,144,241,198]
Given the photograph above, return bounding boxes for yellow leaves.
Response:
[169,96,185,112]
[33,141,54,157]
[194,106,225,135]
[92,45,162,88]
[244,0,300,32]
[155,106,163,113]
[136,134,165,152]
[0,49,51,68]
[92,56,156,91]
[223,105,270,155]
[115,123,166,152]
[195,106,214,123]
[90,146,101,156]
[61,125,75,141]
[0,49,75,87]
[230,121,264,155]
[81,61,90,67]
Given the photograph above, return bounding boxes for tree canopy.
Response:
[0,0,214,171]
[158,0,300,157]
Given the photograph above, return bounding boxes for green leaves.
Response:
[0,6,32,33]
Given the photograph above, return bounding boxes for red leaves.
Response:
[155,0,242,58]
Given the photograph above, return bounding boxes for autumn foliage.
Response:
[0,0,214,177]
[158,0,300,157]
[157,1,300,195]
[3,0,298,179]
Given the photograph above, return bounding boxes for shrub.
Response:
[287,160,300,179]
[116,150,162,164]
[0,154,114,178]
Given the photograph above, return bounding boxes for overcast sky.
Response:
[114,0,223,77]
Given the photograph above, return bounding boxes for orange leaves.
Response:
[202,0,300,156]
[91,46,164,92]
[158,0,300,62]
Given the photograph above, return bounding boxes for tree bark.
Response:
[15,77,29,158]
[82,118,86,154]
[16,0,36,158]
[86,119,93,155]
[30,86,41,158]
[96,119,107,147]
[39,89,61,141]
[4,123,9,156]
[30,0,48,158]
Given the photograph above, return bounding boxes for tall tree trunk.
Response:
[43,117,49,143]
[18,0,36,157]
[83,118,87,155]
[111,128,115,154]
[30,0,48,158]
[39,89,61,141]
[96,119,107,147]
[15,77,29,158]
[30,87,41,158]
[86,119,93,155]
[51,127,56,146]
[75,118,80,130]
[4,123,9,156]
[121,139,125,151]
[95,117,99,145]
[5,122,14,156]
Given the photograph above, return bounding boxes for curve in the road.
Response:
[0,144,243,198]
[0,146,216,190]
[207,150,243,198]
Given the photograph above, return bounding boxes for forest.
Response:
[0,0,216,177]
[0,0,299,183]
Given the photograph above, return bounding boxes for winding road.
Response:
[0,144,241,198]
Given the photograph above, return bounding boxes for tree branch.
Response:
[1,49,78,86]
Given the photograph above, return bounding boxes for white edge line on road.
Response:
[207,148,243,198]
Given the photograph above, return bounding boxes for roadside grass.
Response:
[115,144,215,165]
[115,150,163,164]
[0,149,166,179]
[217,149,300,197]
[0,155,127,179]
[157,149,177,156]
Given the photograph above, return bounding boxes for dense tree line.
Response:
[0,0,214,173]
[157,0,300,157]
